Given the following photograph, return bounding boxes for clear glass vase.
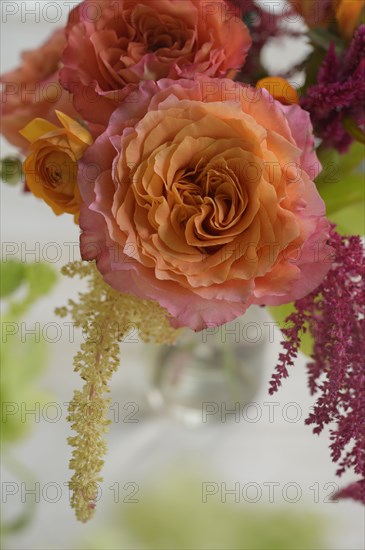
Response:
[148,306,267,425]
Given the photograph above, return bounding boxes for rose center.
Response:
[146,28,184,52]
[176,160,245,218]
[42,151,76,194]
[130,7,188,53]
[168,159,248,255]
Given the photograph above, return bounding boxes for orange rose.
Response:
[20,111,92,219]
[1,29,77,150]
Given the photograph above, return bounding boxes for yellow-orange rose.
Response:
[20,111,92,218]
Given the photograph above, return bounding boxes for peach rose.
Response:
[20,111,92,219]
[0,29,77,150]
[60,0,251,126]
[79,77,332,331]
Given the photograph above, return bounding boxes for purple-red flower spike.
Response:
[334,479,365,504]
[270,226,365,504]
[301,25,365,152]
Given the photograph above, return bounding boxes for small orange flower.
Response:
[289,0,364,38]
[20,111,92,220]
[336,0,365,39]
[256,77,299,105]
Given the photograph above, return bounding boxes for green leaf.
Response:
[0,261,26,298]
[329,202,365,236]
[317,172,365,216]
[0,156,23,185]
[316,142,364,180]
[121,471,325,550]
[1,261,58,443]
[25,262,58,301]
[6,262,58,319]
[343,118,365,145]
[334,142,365,174]
[268,303,314,357]
[1,338,50,442]
[316,143,365,234]
[307,29,343,54]
[316,142,364,187]
[300,48,327,94]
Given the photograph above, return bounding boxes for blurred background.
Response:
[1,2,364,549]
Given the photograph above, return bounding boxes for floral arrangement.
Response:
[1,0,364,522]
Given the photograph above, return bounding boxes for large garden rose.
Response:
[79,77,332,331]
[60,0,251,126]
[0,29,76,150]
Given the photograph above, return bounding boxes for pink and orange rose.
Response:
[60,0,251,125]
[79,77,331,331]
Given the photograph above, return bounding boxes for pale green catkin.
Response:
[56,261,178,522]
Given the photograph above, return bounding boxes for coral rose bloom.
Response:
[79,78,332,331]
[0,29,76,150]
[60,0,251,125]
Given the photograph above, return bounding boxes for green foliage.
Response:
[0,261,26,299]
[0,260,57,443]
[307,29,343,54]
[121,472,325,550]
[0,156,23,186]
[1,259,57,538]
[1,337,49,442]
[316,143,365,236]
[77,471,326,550]
[329,202,365,235]
[343,118,365,145]
[2,261,57,319]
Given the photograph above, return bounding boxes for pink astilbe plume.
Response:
[301,25,365,152]
[270,226,365,504]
